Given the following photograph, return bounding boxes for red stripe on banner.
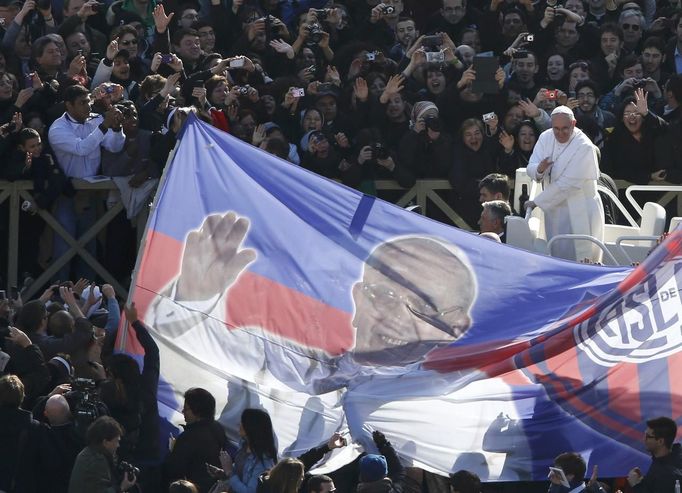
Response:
[128,230,355,355]
[526,348,643,441]
[423,339,531,372]
[545,345,583,389]
[226,273,355,355]
[120,230,185,354]
[499,369,533,386]
[617,265,648,294]
[605,363,642,424]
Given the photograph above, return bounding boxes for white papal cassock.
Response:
[527,126,604,262]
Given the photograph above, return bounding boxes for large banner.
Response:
[126,115,682,481]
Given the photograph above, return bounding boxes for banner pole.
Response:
[117,127,185,352]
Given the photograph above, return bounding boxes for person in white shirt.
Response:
[48,84,125,279]
[525,105,604,262]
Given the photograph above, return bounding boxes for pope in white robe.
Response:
[526,106,604,262]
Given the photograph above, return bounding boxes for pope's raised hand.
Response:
[175,212,257,301]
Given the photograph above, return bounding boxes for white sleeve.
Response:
[48,118,105,157]
[91,59,113,89]
[102,128,126,153]
[148,279,224,338]
[526,132,549,181]
[533,174,583,210]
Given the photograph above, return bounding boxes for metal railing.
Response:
[0,179,127,300]
[374,179,471,229]
[3,178,681,299]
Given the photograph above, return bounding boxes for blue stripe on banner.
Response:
[349,195,375,239]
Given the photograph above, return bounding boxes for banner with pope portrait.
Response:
[123,114,682,481]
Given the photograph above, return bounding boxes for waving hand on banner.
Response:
[175,212,256,301]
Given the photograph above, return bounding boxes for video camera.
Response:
[65,378,109,439]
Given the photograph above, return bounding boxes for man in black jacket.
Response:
[163,387,227,492]
[627,416,682,493]
[0,373,53,493]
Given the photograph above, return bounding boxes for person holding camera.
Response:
[360,0,404,52]
[1,0,56,55]
[395,101,454,188]
[599,54,664,113]
[69,415,138,493]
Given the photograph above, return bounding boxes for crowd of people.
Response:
[0,276,681,493]
[1,0,682,490]
[0,277,676,493]
[2,0,682,280]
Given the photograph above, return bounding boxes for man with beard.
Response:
[388,16,419,62]
[574,80,615,130]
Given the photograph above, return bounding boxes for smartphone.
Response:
[425,51,445,63]
[0,290,6,300]
[24,73,33,88]
[291,88,305,97]
[512,50,530,59]
[161,54,174,64]
[421,35,442,46]
[318,82,334,92]
[229,57,245,68]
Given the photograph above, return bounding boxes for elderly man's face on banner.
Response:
[351,238,477,366]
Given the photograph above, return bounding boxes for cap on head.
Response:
[551,105,575,120]
[359,454,388,482]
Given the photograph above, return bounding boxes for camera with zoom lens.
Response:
[306,23,324,44]
[381,5,396,14]
[118,461,140,478]
[371,142,389,160]
[424,116,442,132]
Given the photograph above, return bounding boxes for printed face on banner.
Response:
[351,237,477,366]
